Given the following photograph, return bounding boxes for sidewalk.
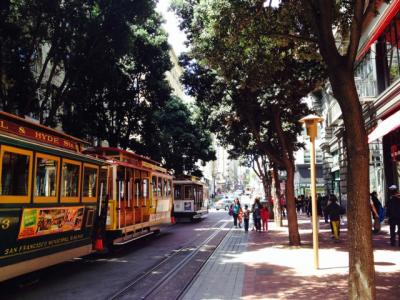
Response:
[183,215,400,300]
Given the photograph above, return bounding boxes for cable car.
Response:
[0,112,104,281]
[173,176,209,222]
[83,148,173,248]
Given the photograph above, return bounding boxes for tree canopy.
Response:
[0,0,215,176]
[175,0,325,244]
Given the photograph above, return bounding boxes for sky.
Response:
[156,0,188,55]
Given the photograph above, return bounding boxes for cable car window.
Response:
[167,180,172,196]
[143,178,149,198]
[174,186,181,200]
[163,178,167,197]
[61,160,81,202]
[135,179,141,206]
[157,177,162,197]
[0,147,32,202]
[83,165,98,201]
[34,154,59,203]
[152,176,157,195]
[184,186,193,199]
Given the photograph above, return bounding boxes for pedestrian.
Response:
[387,185,400,246]
[238,205,243,228]
[322,195,329,223]
[280,195,286,218]
[305,196,311,217]
[317,194,323,217]
[232,198,241,228]
[243,204,250,232]
[260,202,269,232]
[252,197,262,232]
[324,194,343,241]
[370,191,383,234]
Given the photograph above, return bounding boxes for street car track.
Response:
[108,219,231,300]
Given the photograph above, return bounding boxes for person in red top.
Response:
[260,203,269,232]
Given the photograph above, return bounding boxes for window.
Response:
[143,178,149,199]
[163,178,167,197]
[174,186,182,199]
[83,164,98,202]
[0,146,32,203]
[376,14,400,92]
[383,17,400,86]
[167,180,172,197]
[135,179,141,206]
[34,154,59,203]
[184,186,193,199]
[152,176,157,195]
[61,159,81,202]
[355,51,377,98]
[157,177,162,197]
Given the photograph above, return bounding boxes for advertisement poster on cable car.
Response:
[18,207,84,239]
[184,201,193,211]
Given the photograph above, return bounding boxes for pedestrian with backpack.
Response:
[252,197,262,232]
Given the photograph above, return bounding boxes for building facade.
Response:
[318,1,400,206]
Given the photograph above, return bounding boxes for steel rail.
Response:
[139,221,229,299]
[107,219,229,300]
[175,228,234,300]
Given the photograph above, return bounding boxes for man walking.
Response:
[387,185,400,247]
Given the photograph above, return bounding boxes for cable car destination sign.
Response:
[0,112,81,151]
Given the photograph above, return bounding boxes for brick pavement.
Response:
[182,214,400,300]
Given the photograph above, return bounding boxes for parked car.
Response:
[215,198,233,210]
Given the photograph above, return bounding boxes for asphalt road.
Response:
[1,210,231,300]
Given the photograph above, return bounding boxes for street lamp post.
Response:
[299,114,323,270]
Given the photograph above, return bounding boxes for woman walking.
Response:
[232,198,242,228]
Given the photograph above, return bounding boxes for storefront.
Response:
[383,128,400,189]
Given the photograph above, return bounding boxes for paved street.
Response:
[2,211,400,299]
[182,212,400,300]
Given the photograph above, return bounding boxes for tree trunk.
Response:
[284,159,301,245]
[272,167,282,227]
[329,66,375,299]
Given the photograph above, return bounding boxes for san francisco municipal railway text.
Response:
[2,234,84,256]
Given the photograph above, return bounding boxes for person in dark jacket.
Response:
[370,191,383,234]
[324,194,343,241]
[387,185,400,246]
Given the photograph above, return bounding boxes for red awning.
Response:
[357,1,400,61]
[368,110,400,143]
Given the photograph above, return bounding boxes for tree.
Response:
[180,49,321,244]
[174,0,324,245]
[178,0,380,297]
[143,96,216,176]
[266,1,382,298]
[62,6,172,149]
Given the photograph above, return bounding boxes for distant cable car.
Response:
[173,176,209,222]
